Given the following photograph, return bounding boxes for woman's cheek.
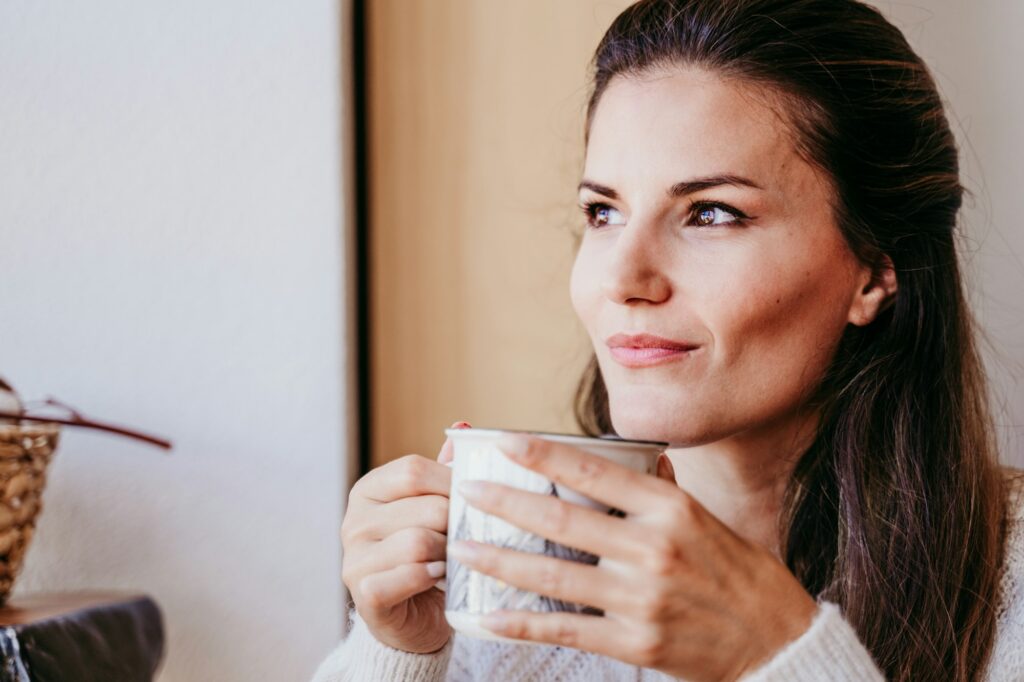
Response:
[707,266,852,417]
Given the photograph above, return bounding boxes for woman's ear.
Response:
[847,254,898,326]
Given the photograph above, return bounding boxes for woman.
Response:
[313,0,1024,679]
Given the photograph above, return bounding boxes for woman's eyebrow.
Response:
[577,174,764,199]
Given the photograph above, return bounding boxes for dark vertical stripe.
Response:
[352,0,371,477]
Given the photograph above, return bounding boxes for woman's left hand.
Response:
[447,434,819,682]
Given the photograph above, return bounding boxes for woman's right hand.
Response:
[340,421,469,654]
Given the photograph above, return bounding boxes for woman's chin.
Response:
[609,405,719,447]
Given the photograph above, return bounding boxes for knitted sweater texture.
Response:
[311,472,1024,681]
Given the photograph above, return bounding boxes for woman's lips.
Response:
[609,346,699,368]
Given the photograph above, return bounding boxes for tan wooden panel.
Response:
[368,0,634,468]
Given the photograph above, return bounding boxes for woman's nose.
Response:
[599,220,672,305]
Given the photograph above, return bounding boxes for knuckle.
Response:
[340,527,354,548]
[397,452,426,473]
[573,453,610,486]
[536,562,564,596]
[341,566,357,592]
[502,617,529,640]
[643,536,683,576]
[404,528,438,562]
[394,454,427,493]
[428,496,449,529]
[348,474,368,499]
[550,620,580,648]
[540,499,573,535]
[634,586,670,622]
[340,505,360,531]
[632,629,668,668]
[519,438,546,465]
[340,516,362,547]
[359,583,385,611]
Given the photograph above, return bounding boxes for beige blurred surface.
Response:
[368,1,634,467]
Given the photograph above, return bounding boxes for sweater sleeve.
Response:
[740,601,884,681]
[980,470,1024,681]
[309,610,454,682]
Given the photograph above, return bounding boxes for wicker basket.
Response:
[0,422,60,606]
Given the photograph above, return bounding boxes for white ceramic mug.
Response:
[441,427,666,642]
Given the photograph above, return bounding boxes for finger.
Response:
[345,494,449,542]
[449,540,629,614]
[495,434,674,514]
[438,421,472,465]
[438,438,454,465]
[353,454,452,503]
[656,453,676,483]
[358,561,447,611]
[477,610,640,663]
[458,480,647,563]
[351,527,447,577]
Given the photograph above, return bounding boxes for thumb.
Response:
[656,452,676,484]
[438,421,472,465]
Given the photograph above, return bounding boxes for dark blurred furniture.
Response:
[0,592,164,682]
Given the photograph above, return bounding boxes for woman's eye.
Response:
[689,202,746,227]
[580,200,748,230]
[580,202,625,230]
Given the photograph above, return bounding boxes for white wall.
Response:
[0,1,353,680]
[878,1,1024,467]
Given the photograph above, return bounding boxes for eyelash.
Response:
[577,199,750,231]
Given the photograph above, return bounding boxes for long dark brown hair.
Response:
[572,1,1011,679]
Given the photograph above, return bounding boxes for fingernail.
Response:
[448,540,481,562]
[451,421,472,429]
[426,561,446,578]
[496,434,531,460]
[458,480,487,499]
[479,612,509,633]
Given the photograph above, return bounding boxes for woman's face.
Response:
[570,67,870,446]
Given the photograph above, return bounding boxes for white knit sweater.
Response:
[311,471,1024,681]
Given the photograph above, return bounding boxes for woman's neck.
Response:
[664,408,819,558]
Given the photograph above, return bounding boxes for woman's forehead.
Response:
[584,68,808,196]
